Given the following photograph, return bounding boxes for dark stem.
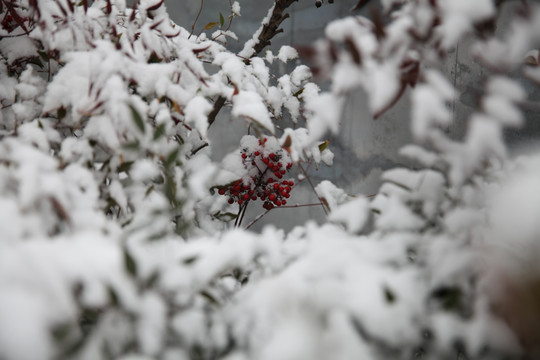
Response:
[298,163,329,215]
[207,0,298,128]
[234,200,250,228]
[244,202,325,230]
[189,0,204,39]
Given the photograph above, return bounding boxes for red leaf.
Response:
[5,1,29,34]
[146,0,164,12]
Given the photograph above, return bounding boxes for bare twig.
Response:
[244,202,325,230]
[189,0,204,39]
[298,163,329,215]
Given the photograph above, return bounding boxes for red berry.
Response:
[280,169,286,174]
[241,153,247,159]
[281,191,287,197]
[228,198,234,204]
[238,199,243,205]
[269,194,276,201]
[287,163,292,169]
[273,183,280,190]
[267,178,274,183]
[275,200,282,206]
[284,193,290,198]
[243,193,250,200]
[254,151,260,156]
[269,153,276,161]
[289,180,294,186]
[252,195,257,200]
[218,188,225,195]
[263,158,269,164]
[276,173,282,179]
[277,162,282,168]
[282,200,287,205]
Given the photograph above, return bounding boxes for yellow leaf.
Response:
[318,140,329,152]
[204,22,218,30]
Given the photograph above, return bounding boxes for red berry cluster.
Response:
[218,137,295,210]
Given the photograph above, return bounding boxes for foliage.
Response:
[1,0,540,359]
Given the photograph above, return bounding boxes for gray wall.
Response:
[164,1,538,232]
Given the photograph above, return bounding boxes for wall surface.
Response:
[164,1,538,232]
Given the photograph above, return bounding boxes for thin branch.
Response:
[249,0,298,57]
[244,209,270,230]
[244,202,325,230]
[234,200,250,228]
[207,96,226,126]
[298,163,329,215]
[207,0,299,129]
[189,0,204,39]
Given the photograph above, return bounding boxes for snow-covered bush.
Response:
[1,0,540,359]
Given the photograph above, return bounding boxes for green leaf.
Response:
[219,12,225,27]
[431,286,462,311]
[123,247,138,278]
[107,286,120,306]
[164,148,180,168]
[145,185,154,198]
[182,256,199,265]
[129,104,145,133]
[51,323,72,343]
[213,211,238,222]
[153,123,166,140]
[117,161,134,173]
[122,140,140,151]
[383,286,397,304]
[144,271,160,288]
[200,290,220,305]
[318,140,329,152]
[204,21,218,30]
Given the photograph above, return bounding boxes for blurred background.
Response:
[159,0,539,232]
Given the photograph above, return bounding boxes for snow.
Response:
[0,37,37,64]
[238,4,275,59]
[305,93,343,143]
[232,1,241,16]
[411,72,455,141]
[328,197,370,233]
[1,0,539,359]
[437,0,495,48]
[367,61,400,115]
[277,45,298,63]
[232,91,275,133]
[482,95,523,127]
[184,96,213,138]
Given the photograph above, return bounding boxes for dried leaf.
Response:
[204,21,219,30]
